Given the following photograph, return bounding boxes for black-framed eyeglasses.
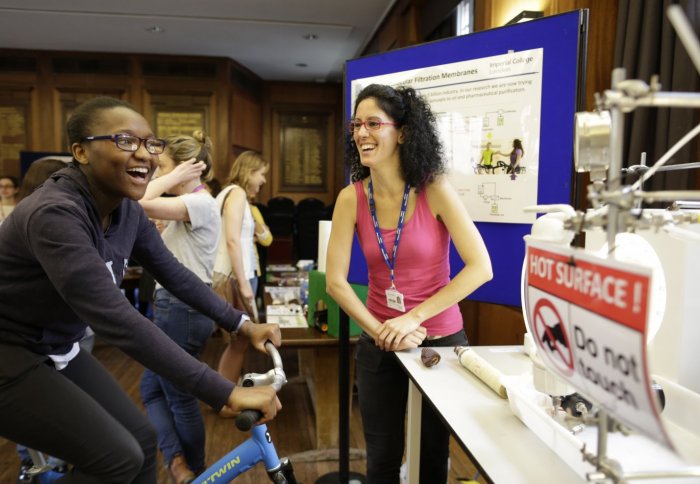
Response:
[81,134,167,155]
[347,117,398,134]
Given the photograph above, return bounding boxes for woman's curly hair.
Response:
[346,84,446,189]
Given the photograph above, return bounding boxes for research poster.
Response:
[350,48,543,223]
[523,240,673,449]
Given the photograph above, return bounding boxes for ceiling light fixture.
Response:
[146,26,165,34]
[506,10,544,26]
[295,63,308,68]
[303,34,319,40]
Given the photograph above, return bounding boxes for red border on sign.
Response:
[527,246,648,331]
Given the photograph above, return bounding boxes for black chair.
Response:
[295,197,327,261]
[324,202,335,221]
[265,196,295,263]
[265,196,295,237]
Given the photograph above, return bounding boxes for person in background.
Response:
[478,142,498,174]
[0,175,19,224]
[0,96,281,483]
[326,84,492,484]
[16,157,71,202]
[138,131,250,482]
[212,151,269,401]
[251,200,273,305]
[506,138,525,174]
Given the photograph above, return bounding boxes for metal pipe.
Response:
[607,68,627,250]
[609,92,700,109]
[667,4,700,76]
[596,411,609,470]
[654,161,700,172]
[638,190,700,202]
[633,123,700,189]
[622,467,700,480]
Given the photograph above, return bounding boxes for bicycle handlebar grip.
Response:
[235,409,263,431]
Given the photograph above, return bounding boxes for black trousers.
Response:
[0,343,157,483]
[355,330,468,484]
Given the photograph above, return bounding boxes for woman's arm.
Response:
[377,176,493,349]
[325,185,425,350]
[222,187,254,300]
[325,185,382,337]
[251,205,273,247]
[139,159,205,221]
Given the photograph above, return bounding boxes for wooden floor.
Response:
[0,334,485,483]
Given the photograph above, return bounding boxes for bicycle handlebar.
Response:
[236,409,263,431]
[234,341,286,432]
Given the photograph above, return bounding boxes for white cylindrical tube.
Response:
[455,347,508,399]
[317,220,332,272]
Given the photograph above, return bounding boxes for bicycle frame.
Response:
[193,424,292,483]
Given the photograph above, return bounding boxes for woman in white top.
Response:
[213,151,269,393]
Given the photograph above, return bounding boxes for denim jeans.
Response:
[140,288,215,472]
[355,329,468,484]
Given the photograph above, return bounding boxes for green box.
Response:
[306,270,366,337]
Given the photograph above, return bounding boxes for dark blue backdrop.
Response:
[344,10,587,307]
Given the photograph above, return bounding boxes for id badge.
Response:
[385,287,406,312]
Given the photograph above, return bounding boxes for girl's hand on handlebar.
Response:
[227,385,281,424]
[239,321,281,352]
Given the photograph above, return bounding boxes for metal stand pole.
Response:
[315,309,365,484]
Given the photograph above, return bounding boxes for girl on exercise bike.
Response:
[0,96,281,483]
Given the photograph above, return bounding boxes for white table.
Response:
[394,346,583,484]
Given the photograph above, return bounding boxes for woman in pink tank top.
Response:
[326,84,492,483]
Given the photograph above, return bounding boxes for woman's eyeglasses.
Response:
[347,117,398,134]
[81,134,167,155]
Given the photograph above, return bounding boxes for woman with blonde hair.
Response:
[139,134,278,481]
[213,151,269,396]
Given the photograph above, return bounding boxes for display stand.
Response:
[315,309,365,484]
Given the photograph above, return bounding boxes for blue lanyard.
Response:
[368,178,411,288]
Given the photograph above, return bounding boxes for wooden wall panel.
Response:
[54,88,128,151]
[0,89,32,177]
[143,91,214,138]
[230,88,263,162]
[262,82,342,205]
[477,303,527,346]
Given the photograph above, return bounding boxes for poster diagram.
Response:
[350,48,543,223]
[477,182,513,215]
[524,240,673,450]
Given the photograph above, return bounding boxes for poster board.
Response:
[345,10,588,306]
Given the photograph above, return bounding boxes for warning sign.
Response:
[524,240,672,449]
[532,298,574,375]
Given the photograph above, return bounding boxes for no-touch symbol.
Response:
[533,298,574,374]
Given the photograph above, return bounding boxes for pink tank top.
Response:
[354,181,462,336]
